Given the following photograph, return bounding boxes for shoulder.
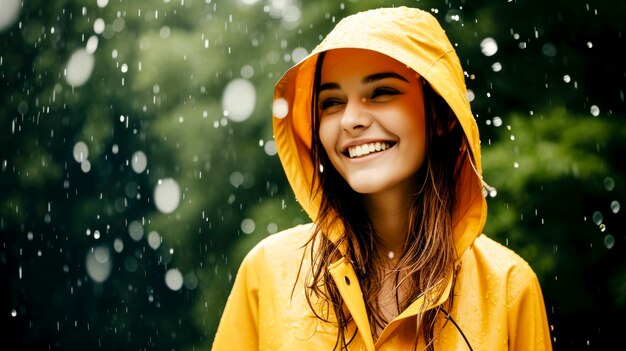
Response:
[463,234,541,303]
[469,234,535,274]
[248,223,313,255]
[240,223,314,271]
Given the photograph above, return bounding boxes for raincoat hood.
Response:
[273,6,487,257]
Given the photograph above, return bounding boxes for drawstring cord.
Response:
[438,307,474,351]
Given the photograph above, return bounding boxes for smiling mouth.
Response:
[346,141,395,158]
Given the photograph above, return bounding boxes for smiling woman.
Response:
[212,6,552,351]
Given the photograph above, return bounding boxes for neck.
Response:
[362,187,415,255]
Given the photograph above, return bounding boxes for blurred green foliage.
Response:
[1,0,624,350]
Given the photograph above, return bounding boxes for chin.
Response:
[346,178,387,194]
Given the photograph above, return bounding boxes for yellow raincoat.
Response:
[213,7,552,350]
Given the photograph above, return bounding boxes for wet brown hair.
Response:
[305,51,468,350]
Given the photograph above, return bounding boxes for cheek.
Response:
[318,118,337,155]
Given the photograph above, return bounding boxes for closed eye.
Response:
[370,87,401,100]
[319,97,344,111]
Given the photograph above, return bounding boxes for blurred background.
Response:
[1,0,624,349]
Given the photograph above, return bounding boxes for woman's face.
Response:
[318,49,427,196]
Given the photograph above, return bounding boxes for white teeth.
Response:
[347,142,391,158]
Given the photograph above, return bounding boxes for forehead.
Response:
[320,48,416,82]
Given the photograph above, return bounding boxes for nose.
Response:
[340,97,371,133]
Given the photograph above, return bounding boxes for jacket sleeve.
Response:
[507,272,553,350]
[211,246,261,351]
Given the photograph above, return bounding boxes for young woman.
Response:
[213,6,552,350]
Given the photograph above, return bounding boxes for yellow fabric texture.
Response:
[213,6,552,350]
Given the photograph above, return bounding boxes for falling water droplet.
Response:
[610,200,620,214]
[154,178,181,214]
[480,37,498,56]
[604,234,615,249]
[165,268,184,291]
[592,211,603,225]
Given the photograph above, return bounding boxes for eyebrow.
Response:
[363,72,409,84]
[318,72,409,93]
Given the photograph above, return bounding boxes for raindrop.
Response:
[131,151,147,173]
[78,160,91,174]
[86,246,112,283]
[86,35,99,54]
[603,234,615,249]
[112,18,124,32]
[611,201,620,214]
[96,0,109,8]
[17,101,28,115]
[387,251,395,259]
[154,178,181,214]
[291,47,308,63]
[563,75,571,83]
[124,256,138,272]
[489,188,498,198]
[114,197,126,213]
[240,64,254,79]
[147,231,161,250]
[604,177,615,191]
[264,140,277,156]
[480,37,498,57]
[128,220,144,241]
[542,42,557,57]
[0,0,21,32]
[184,272,198,290]
[65,49,95,87]
[491,62,502,72]
[492,116,502,127]
[11,309,17,317]
[159,26,171,39]
[513,162,519,168]
[272,98,289,119]
[267,222,278,234]
[113,238,124,253]
[229,171,244,188]
[466,89,475,102]
[282,4,301,27]
[221,78,256,122]
[165,268,184,291]
[73,141,89,163]
[124,182,138,198]
[590,105,600,117]
[592,211,603,225]
[93,18,105,34]
[241,218,255,234]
